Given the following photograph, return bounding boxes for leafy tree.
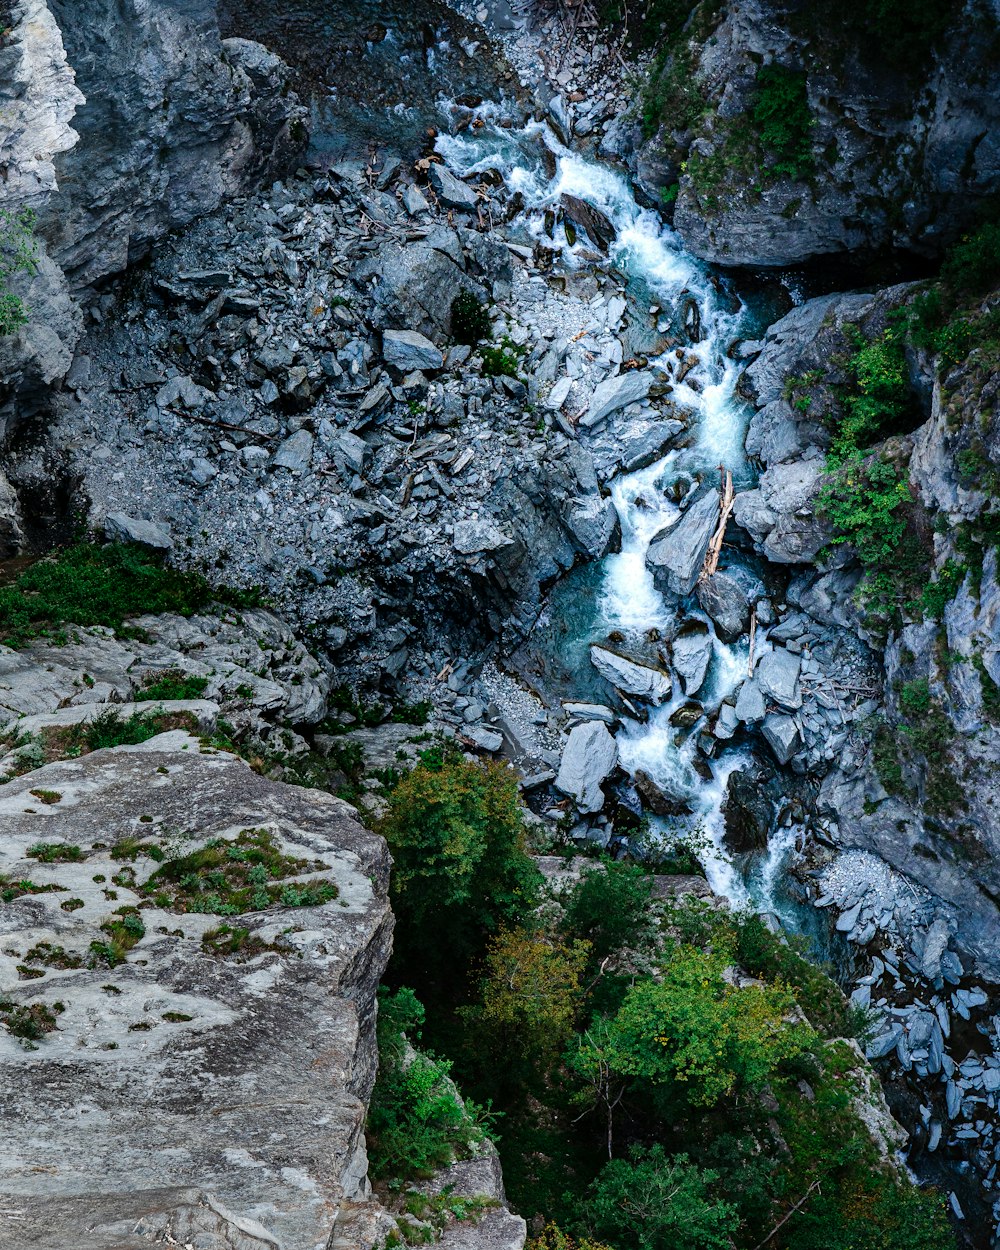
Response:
[476,928,590,1066]
[585,1145,738,1250]
[379,754,542,984]
[585,945,813,1108]
[560,859,655,964]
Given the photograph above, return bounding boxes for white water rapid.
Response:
[439,114,785,911]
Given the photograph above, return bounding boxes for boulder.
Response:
[272,430,314,473]
[762,712,803,764]
[696,572,749,642]
[0,736,391,1249]
[555,721,618,814]
[723,769,773,852]
[647,490,719,597]
[634,768,691,816]
[382,329,444,372]
[453,518,516,556]
[563,702,617,725]
[104,512,173,551]
[560,193,616,251]
[735,678,766,723]
[590,645,672,704]
[756,648,802,710]
[582,369,653,429]
[429,163,479,211]
[672,622,713,696]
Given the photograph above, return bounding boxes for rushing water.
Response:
[439,114,794,910]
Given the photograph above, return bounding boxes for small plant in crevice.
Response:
[135,670,210,702]
[0,205,39,336]
[451,290,492,346]
[481,336,526,379]
[0,998,63,1047]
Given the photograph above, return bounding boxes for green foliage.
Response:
[828,324,912,462]
[481,335,525,378]
[27,842,82,864]
[88,908,146,968]
[752,66,814,181]
[940,221,1000,297]
[141,827,338,915]
[367,987,493,1181]
[451,290,492,345]
[71,708,166,752]
[0,874,65,903]
[474,928,591,1065]
[920,558,967,619]
[585,1145,738,1250]
[0,206,39,336]
[528,1224,613,1250]
[378,755,542,979]
[817,455,911,571]
[641,40,704,140]
[0,998,60,1045]
[135,670,210,702]
[561,859,655,962]
[0,542,260,649]
[586,945,813,1108]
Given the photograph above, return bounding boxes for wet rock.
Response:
[696,571,749,642]
[762,712,802,765]
[560,194,616,251]
[382,329,444,373]
[429,163,479,211]
[590,645,672,704]
[104,512,173,551]
[646,490,719,597]
[723,769,772,852]
[634,768,691,817]
[555,720,618,814]
[756,648,802,710]
[582,369,653,429]
[672,621,713,696]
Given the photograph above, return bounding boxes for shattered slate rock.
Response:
[696,571,748,642]
[582,369,653,429]
[672,622,714,696]
[762,712,803,764]
[756,647,802,710]
[429,163,479,211]
[104,512,173,551]
[382,329,444,372]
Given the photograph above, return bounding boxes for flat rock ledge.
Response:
[0,733,393,1250]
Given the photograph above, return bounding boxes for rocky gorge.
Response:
[2,0,1000,1246]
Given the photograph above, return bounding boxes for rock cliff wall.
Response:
[626,0,1000,267]
[0,0,304,428]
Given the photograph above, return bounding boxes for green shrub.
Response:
[0,542,261,649]
[481,336,525,379]
[451,291,492,345]
[752,66,814,181]
[817,455,911,571]
[0,206,39,336]
[561,859,655,963]
[378,754,542,981]
[71,708,165,752]
[367,987,493,1181]
[585,1145,738,1250]
[135,670,210,702]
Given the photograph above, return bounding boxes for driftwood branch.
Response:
[700,465,734,583]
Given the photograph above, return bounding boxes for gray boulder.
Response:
[756,648,802,710]
[672,622,713,696]
[723,770,772,852]
[560,194,616,251]
[429,163,479,211]
[582,370,653,429]
[104,512,173,551]
[382,329,443,372]
[272,430,314,473]
[762,713,803,764]
[555,721,618,814]
[735,678,766,723]
[647,490,719,597]
[590,645,672,704]
[696,571,749,642]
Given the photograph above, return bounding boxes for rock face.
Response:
[635,0,1000,266]
[0,0,305,430]
[555,720,618,813]
[590,645,672,704]
[0,734,393,1250]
